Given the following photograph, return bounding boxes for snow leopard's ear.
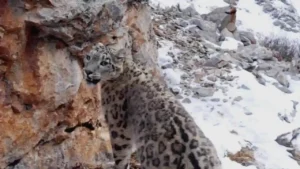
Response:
[116,48,126,59]
[109,47,126,61]
[94,42,105,51]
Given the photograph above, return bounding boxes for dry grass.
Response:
[260,34,300,62]
[227,147,256,167]
[130,152,141,169]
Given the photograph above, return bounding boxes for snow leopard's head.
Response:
[83,43,125,85]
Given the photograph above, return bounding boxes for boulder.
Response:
[201,6,232,25]
[237,45,274,61]
[239,31,257,46]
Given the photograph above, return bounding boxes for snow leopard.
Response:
[82,43,222,169]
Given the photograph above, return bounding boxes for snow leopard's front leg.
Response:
[109,126,133,169]
[105,104,133,169]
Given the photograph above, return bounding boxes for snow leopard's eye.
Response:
[100,61,108,66]
[86,55,91,61]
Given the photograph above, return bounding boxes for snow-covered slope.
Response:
[157,39,300,169]
[151,0,300,40]
[150,0,300,168]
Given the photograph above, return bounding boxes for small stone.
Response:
[292,100,299,110]
[182,98,192,104]
[253,72,266,85]
[211,98,220,102]
[245,112,253,115]
[192,87,215,98]
[240,84,250,90]
[223,99,228,103]
[175,95,184,99]
[178,20,189,27]
[275,72,289,88]
[230,130,238,135]
[161,63,173,69]
[233,96,243,102]
[273,83,292,94]
[257,62,272,71]
[184,89,192,96]
[167,51,175,58]
[217,60,229,68]
[170,87,181,95]
[181,73,189,80]
[203,57,220,67]
[194,71,206,83]
[219,75,236,81]
[207,75,217,82]
[201,82,215,88]
[257,76,266,85]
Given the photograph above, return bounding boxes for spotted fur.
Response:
[83,43,222,169]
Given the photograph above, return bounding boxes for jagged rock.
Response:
[201,6,232,26]
[239,31,257,46]
[126,3,159,71]
[276,128,300,164]
[276,131,294,148]
[26,0,125,44]
[237,45,274,61]
[185,26,218,43]
[180,5,200,18]
[189,18,217,32]
[0,0,157,168]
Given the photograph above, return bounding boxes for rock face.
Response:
[0,0,157,168]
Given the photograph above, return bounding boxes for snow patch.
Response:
[182,66,300,169]
[290,0,300,16]
[220,37,242,50]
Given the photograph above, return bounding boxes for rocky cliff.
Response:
[0,0,157,168]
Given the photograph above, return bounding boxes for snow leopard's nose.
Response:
[84,70,93,78]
